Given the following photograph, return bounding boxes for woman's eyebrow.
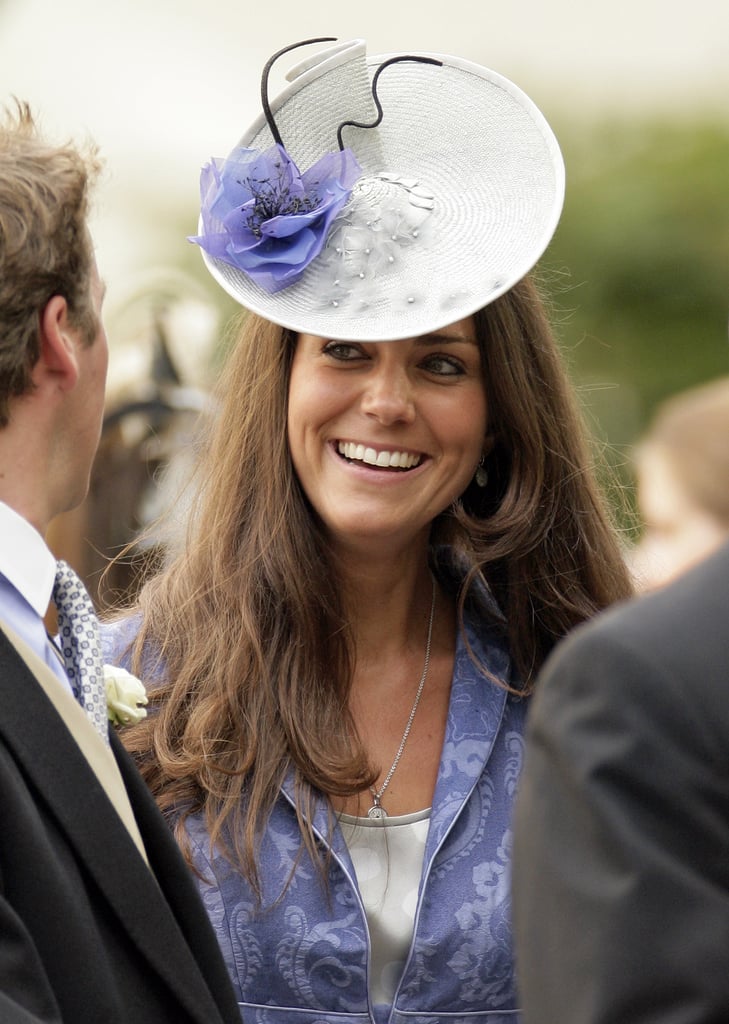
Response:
[415,333,477,346]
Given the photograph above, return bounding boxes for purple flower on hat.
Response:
[190,143,361,293]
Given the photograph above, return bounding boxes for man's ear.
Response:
[37,295,80,390]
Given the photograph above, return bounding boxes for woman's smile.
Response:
[335,440,424,471]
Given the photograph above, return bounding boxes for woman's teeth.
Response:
[337,442,421,469]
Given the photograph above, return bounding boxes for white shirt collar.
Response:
[0,501,57,616]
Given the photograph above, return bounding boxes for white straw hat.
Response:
[191,37,565,341]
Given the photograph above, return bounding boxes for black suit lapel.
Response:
[111,736,242,1021]
[0,631,238,1024]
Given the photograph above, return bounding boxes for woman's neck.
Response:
[339,556,435,657]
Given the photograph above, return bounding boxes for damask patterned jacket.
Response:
[181,578,528,1024]
[102,561,527,1024]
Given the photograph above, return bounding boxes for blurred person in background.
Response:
[103,37,632,1023]
[0,100,239,1024]
[629,375,729,590]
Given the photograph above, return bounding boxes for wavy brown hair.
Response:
[0,100,101,426]
[120,275,632,899]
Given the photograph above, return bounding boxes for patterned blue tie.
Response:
[53,560,109,746]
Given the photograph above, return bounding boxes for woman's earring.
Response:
[475,455,488,488]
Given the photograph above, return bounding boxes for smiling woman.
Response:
[102,36,633,1024]
[288,322,487,554]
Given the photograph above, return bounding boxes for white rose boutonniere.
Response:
[104,665,149,727]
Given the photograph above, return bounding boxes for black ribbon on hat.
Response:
[258,36,443,154]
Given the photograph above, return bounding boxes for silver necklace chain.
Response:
[367,576,437,820]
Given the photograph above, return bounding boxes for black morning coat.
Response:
[0,623,242,1024]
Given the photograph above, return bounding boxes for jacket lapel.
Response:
[424,617,510,862]
[1,621,150,863]
[0,626,234,1024]
[278,614,513,883]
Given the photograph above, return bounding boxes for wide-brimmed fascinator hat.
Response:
[191,36,565,341]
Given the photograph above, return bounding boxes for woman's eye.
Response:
[422,355,464,376]
[323,342,365,361]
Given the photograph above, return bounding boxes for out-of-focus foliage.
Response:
[543,116,729,451]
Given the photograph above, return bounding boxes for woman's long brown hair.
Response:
[119,276,633,900]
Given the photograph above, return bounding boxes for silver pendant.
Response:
[367,794,387,819]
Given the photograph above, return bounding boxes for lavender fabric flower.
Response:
[189,143,362,293]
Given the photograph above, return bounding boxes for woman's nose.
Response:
[360,365,416,424]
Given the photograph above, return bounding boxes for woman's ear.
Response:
[37,295,80,390]
[482,432,496,458]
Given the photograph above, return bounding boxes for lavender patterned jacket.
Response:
[103,577,527,1024]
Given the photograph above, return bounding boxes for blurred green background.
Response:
[532,115,728,526]
[547,116,728,427]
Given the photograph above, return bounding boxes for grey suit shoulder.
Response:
[513,541,729,1024]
